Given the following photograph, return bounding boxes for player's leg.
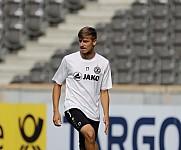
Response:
[80,119,99,150]
[90,119,100,150]
[64,108,92,149]
[80,124,98,150]
[79,132,86,150]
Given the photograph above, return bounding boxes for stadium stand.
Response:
[0,0,131,84]
[64,0,86,13]
[45,0,67,26]
[4,0,25,51]
[24,0,46,38]
[4,0,181,85]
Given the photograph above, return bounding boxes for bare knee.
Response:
[86,129,96,143]
[81,125,96,143]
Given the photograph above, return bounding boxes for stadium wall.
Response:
[1,84,181,105]
[0,84,181,150]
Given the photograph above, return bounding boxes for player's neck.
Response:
[80,51,95,60]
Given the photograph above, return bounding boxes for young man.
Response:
[52,26,112,150]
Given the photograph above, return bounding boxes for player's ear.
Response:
[93,39,97,46]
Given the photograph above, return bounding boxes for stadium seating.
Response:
[3,0,25,51]
[108,0,181,84]
[0,0,88,53]
[24,0,45,38]
[64,0,86,13]
[11,74,30,83]
[45,0,67,25]
[4,0,181,85]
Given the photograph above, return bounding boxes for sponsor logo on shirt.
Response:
[82,74,99,81]
[73,72,99,81]
[73,72,82,81]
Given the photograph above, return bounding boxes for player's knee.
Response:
[85,129,95,143]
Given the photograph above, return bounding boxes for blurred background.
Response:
[0,0,181,149]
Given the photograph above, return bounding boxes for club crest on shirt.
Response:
[94,66,101,74]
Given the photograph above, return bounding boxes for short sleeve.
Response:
[52,57,68,85]
[101,62,112,90]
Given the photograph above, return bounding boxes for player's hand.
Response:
[53,111,62,127]
[103,115,109,135]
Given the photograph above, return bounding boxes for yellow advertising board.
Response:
[0,103,46,150]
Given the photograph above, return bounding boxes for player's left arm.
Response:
[100,89,110,135]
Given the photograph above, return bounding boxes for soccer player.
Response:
[52,26,112,150]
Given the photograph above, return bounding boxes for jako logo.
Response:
[82,74,99,81]
[73,72,99,81]
[73,72,82,81]
[19,114,43,150]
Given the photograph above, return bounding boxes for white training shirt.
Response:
[52,51,112,121]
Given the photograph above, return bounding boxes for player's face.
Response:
[79,36,96,55]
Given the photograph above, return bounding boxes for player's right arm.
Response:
[52,82,62,126]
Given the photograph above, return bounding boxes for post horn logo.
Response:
[0,125,3,149]
[19,114,43,150]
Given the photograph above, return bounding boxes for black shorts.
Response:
[64,108,100,150]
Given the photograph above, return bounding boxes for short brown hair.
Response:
[78,26,97,40]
